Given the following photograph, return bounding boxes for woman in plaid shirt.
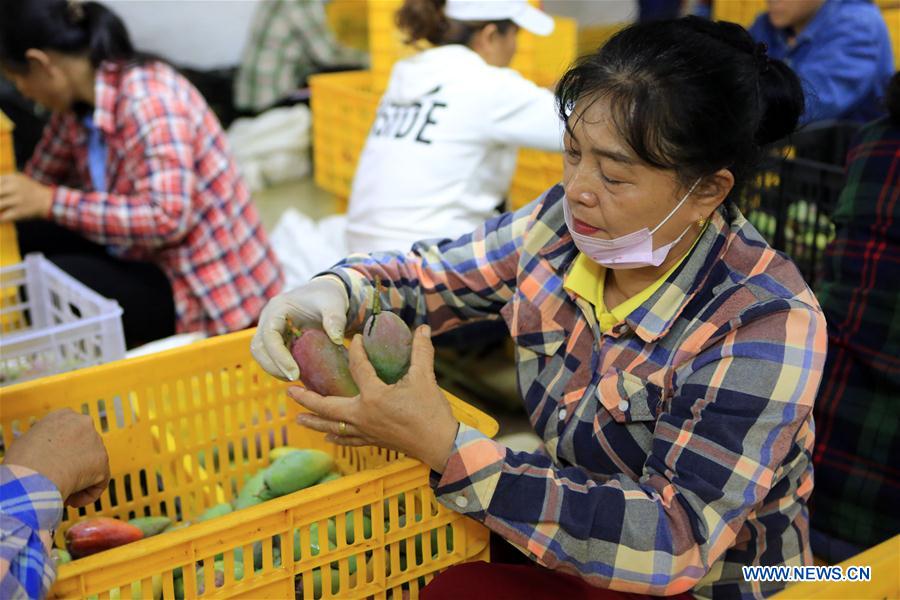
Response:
[0,0,283,347]
[254,17,825,600]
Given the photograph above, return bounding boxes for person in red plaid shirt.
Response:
[0,1,283,347]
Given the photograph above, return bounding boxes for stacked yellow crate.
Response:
[712,0,766,27]
[0,110,20,266]
[312,2,576,209]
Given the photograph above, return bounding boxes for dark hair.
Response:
[396,0,515,47]
[887,72,900,127]
[556,17,805,193]
[0,0,139,71]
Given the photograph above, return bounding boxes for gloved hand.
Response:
[250,275,350,381]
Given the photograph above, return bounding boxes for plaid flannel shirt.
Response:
[0,465,63,600]
[811,117,900,547]
[25,61,283,335]
[330,186,827,599]
[234,0,368,112]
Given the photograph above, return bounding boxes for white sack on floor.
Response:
[227,105,312,192]
[270,208,349,290]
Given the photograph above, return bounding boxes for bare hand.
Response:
[4,409,110,507]
[289,325,459,473]
[0,173,53,222]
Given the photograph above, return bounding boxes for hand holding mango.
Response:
[291,325,460,474]
[287,275,413,394]
[250,275,350,381]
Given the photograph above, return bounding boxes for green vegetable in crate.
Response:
[269,445,303,462]
[127,516,171,537]
[51,548,72,564]
[234,470,273,509]
[362,276,413,384]
[318,471,342,484]
[288,321,359,397]
[265,449,335,496]
[65,517,144,559]
[197,502,233,521]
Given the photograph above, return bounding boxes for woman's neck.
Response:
[604,221,705,307]
[59,54,96,107]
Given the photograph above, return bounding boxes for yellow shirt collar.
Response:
[564,225,707,333]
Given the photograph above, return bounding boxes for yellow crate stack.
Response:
[0,111,20,267]
[312,2,576,208]
[0,329,497,599]
[712,0,766,27]
[326,0,370,52]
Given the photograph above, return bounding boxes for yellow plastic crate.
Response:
[326,0,369,52]
[577,23,627,57]
[508,149,563,211]
[0,329,497,599]
[712,0,766,27]
[310,71,381,199]
[0,110,19,267]
[772,535,899,599]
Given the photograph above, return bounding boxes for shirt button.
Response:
[618,400,630,412]
[558,408,567,420]
[454,496,469,509]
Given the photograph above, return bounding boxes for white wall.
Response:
[543,0,637,26]
[105,0,259,69]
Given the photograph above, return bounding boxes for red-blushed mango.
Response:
[290,328,359,396]
[362,278,413,384]
[65,517,144,558]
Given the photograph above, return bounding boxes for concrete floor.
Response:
[253,175,534,440]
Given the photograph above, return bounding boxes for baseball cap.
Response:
[444,0,555,36]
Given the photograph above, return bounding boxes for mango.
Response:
[265,449,334,496]
[128,516,171,537]
[234,470,273,509]
[318,471,342,484]
[51,548,72,564]
[289,325,359,397]
[65,518,144,559]
[197,502,233,522]
[269,446,303,462]
[362,277,412,384]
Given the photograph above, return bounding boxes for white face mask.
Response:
[563,178,701,270]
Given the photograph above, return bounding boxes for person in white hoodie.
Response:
[272,0,563,288]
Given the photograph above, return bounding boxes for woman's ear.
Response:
[24,49,54,75]
[693,168,735,213]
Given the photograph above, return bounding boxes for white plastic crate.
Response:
[0,253,125,386]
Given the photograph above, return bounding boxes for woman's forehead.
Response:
[566,96,636,161]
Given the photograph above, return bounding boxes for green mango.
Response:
[265,450,334,497]
[127,516,172,537]
[197,502,233,522]
[234,470,272,509]
[269,446,303,462]
[51,548,72,564]
[318,471,342,484]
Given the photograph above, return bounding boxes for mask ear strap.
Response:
[650,177,702,235]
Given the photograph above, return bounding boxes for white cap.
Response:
[444,0,555,36]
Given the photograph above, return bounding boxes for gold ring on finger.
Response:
[338,421,348,436]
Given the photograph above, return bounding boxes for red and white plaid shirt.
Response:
[26,61,283,335]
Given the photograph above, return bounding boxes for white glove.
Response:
[250,275,349,381]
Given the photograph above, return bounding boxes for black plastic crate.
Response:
[738,155,846,287]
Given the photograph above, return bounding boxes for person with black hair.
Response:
[270,0,562,288]
[0,0,283,348]
[253,17,827,598]
[809,71,900,563]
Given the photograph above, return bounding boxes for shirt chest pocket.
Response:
[596,369,666,424]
